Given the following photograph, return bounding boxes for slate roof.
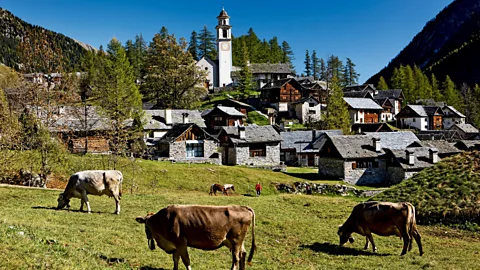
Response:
[443,106,465,118]
[249,63,292,74]
[386,148,435,170]
[202,106,245,117]
[353,123,394,133]
[343,84,376,92]
[343,98,383,110]
[291,96,320,105]
[414,140,461,155]
[329,135,383,159]
[401,105,443,117]
[280,130,342,153]
[160,123,216,143]
[450,123,478,134]
[375,89,403,99]
[343,91,372,98]
[144,109,206,128]
[363,131,420,150]
[454,140,480,150]
[261,78,299,89]
[222,125,282,144]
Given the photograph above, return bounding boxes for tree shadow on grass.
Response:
[139,267,166,270]
[300,242,390,256]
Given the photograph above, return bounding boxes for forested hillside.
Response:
[0,8,90,73]
[367,0,480,86]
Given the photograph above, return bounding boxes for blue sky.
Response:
[2,0,453,83]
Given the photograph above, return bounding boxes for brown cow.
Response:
[135,205,256,270]
[337,201,423,256]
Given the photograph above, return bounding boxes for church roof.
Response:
[217,9,229,18]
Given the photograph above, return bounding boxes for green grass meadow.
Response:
[1,186,480,269]
[1,153,480,269]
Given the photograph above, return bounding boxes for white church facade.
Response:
[196,8,294,91]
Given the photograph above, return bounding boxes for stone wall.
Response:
[167,141,221,165]
[344,159,388,186]
[235,143,280,166]
[318,158,344,179]
[387,167,406,185]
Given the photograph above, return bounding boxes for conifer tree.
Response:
[430,73,443,101]
[390,66,404,89]
[442,75,463,112]
[413,65,428,100]
[238,40,254,98]
[245,28,261,63]
[325,76,350,134]
[198,25,217,60]
[268,37,282,63]
[312,50,320,80]
[472,84,480,128]
[92,37,143,164]
[377,76,389,90]
[318,58,327,81]
[403,65,416,104]
[142,31,207,109]
[304,50,311,77]
[187,31,199,60]
[160,26,169,39]
[125,34,147,80]
[326,55,344,83]
[281,41,295,72]
[345,58,359,86]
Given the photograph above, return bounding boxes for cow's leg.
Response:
[365,231,377,253]
[180,249,191,270]
[239,243,247,270]
[172,251,180,270]
[80,191,91,213]
[80,198,85,212]
[174,238,191,270]
[412,229,423,256]
[230,242,241,270]
[113,194,120,215]
[364,236,369,250]
[400,231,411,255]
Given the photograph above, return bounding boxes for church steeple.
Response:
[216,8,232,87]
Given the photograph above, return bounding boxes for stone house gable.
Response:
[201,105,246,131]
[157,123,220,164]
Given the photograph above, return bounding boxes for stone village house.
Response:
[217,125,281,166]
[157,123,221,164]
[396,105,444,131]
[201,105,246,133]
[343,97,383,124]
[317,131,445,186]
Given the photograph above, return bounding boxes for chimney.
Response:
[372,137,381,152]
[165,109,172,125]
[312,130,317,140]
[405,149,415,165]
[429,148,439,164]
[182,112,189,124]
[239,126,246,139]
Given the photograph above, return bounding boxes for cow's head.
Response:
[136,213,156,250]
[337,225,355,246]
[56,193,71,210]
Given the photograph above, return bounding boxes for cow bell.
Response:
[149,238,156,250]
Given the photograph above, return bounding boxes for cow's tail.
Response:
[405,202,415,235]
[247,206,256,265]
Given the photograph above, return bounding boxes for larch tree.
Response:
[325,76,350,134]
[312,50,320,80]
[344,58,359,86]
[304,50,311,77]
[141,31,207,109]
[245,28,261,62]
[188,31,199,61]
[442,75,463,112]
[377,76,389,90]
[91,37,143,166]
[430,73,443,101]
[198,25,217,60]
[268,37,283,63]
[318,58,327,81]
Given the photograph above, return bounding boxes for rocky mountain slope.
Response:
[0,8,93,73]
[367,0,480,86]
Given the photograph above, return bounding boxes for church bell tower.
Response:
[216,8,232,87]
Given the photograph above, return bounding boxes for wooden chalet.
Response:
[201,105,246,132]
[261,78,303,112]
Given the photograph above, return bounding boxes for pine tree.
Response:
[160,26,169,39]
[345,58,359,86]
[390,66,404,89]
[245,28,261,63]
[312,50,320,80]
[281,41,295,72]
[125,34,147,80]
[238,40,254,98]
[377,76,389,90]
[325,76,350,134]
[442,75,463,112]
[142,31,207,109]
[187,31,199,60]
[304,50,311,77]
[326,55,344,83]
[92,37,143,164]
[318,58,327,81]
[413,65,428,100]
[198,25,217,60]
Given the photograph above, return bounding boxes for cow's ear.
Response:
[135,216,146,224]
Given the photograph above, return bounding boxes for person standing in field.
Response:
[255,182,262,197]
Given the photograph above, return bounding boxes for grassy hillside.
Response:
[2,187,480,269]
[373,151,480,230]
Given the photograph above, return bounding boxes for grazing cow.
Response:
[223,184,235,195]
[209,183,225,196]
[56,170,123,214]
[135,205,256,270]
[337,201,423,256]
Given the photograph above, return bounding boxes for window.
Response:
[309,103,315,107]
[413,118,416,122]
[353,160,378,169]
[249,143,266,157]
[309,110,316,114]
[186,143,204,158]
[223,29,228,38]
